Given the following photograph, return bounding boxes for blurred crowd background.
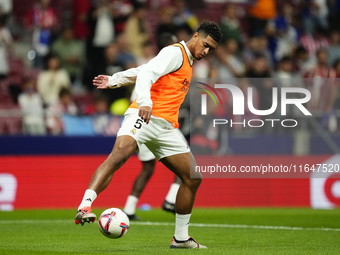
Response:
[0,0,340,138]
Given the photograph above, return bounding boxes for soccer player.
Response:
[75,21,222,249]
[124,33,183,220]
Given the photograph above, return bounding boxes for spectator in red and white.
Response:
[112,0,133,35]
[303,49,338,116]
[37,54,71,106]
[46,87,78,135]
[25,0,58,68]
[300,26,329,56]
[326,30,340,67]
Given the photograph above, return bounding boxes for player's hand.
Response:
[139,106,152,124]
[93,75,110,89]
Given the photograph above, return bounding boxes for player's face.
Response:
[193,33,218,60]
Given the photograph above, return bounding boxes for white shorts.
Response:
[117,109,190,161]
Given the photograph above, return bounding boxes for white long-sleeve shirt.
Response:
[108,41,194,109]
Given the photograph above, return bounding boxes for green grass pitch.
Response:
[0,208,339,254]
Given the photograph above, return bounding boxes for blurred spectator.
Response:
[333,58,340,110]
[246,53,273,112]
[274,56,294,81]
[333,58,340,77]
[46,87,78,135]
[213,39,245,79]
[273,3,299,62]
[172,0,198,32]
[293,45,317,73]
[302,0,328,34]
[157,32,178,51]
[213,45,234,80]
[87,0,115,65]
[18,78,46,135]
[91,95,121,136]
[0,0,12,24]
[224,39,245,77]
[0,13,12,80]
[136,41,155,66]
[72,0,91,41]
[219,4,242,45]
[116,33,137,69]
[92,42,128,103]
[326,30,340,67]
[304,48,338,131]
[328,0,340,31]
[94,42,125,80]
[156,7,178,49]
[175,26,192,42]
[300,26,329,56]
[112,0,133,35]
[25,0,58,68]
[51,28,85,84]
[37,54,71,105]
[243,36,272,69]
[303,49,338,113]
[248,0,277,36]
[125,4,151,58]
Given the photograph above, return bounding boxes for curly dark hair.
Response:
[197,21,223,43]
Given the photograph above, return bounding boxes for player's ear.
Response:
[193,32,199,41]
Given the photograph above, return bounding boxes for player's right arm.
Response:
[93,67,143,89]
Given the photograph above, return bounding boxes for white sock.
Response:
[78,189,97,210]
[165,183,180,204]
[123,195,138,215]
[174,213,191,241]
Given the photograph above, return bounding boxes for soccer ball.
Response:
[98,208,130,239]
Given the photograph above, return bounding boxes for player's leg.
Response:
[160,152,207,248]
[161,152,201,214]
[124,157,156,220]
[130,159,156,197]
[162,128,185,214]
[162,175,181,214]
[75,135,138,225]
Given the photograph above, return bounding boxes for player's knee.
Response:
[185,176,202,191]
[109,146,130,166]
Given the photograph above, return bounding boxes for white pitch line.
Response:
[0,220,339,232]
